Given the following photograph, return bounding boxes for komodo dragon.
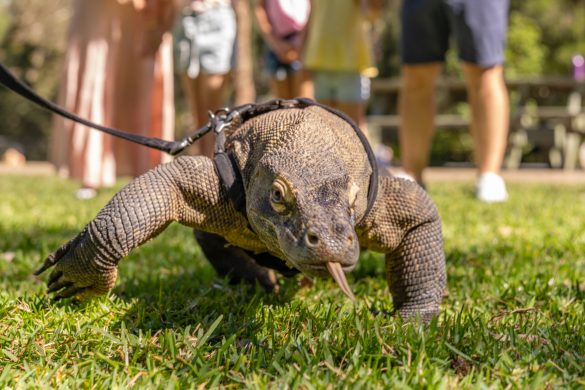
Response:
[34,103,446,321]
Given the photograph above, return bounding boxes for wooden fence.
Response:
[367,77,585,170]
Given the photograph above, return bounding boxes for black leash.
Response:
[0,62,378,223]
[0,62,201,155]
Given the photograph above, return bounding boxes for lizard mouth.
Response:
[276,226,358,301]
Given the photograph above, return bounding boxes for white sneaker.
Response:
[393,171,427,190]
[75,187,97,200]
[476,172,508,202]
[393,171,416,182]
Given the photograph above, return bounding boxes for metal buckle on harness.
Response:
[209,107,245,154]
[208,109,228,133]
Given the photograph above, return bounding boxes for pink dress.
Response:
[50,0,175,188]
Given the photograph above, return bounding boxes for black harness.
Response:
[0,63,378,223]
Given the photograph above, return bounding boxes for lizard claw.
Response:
[34,234,82,276]
[47,278,72,293]
[48,270,63,286]
[53,286,90,301]
[34,260,55,276]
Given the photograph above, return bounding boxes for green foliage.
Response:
[0,4,8,43]
[376,0,401,78]
[430,130,474,166]
[511,0,585,75]
[505,12,546,78]
[0,1,71,160]
[1,175,584,387]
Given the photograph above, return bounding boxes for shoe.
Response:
[394,170,416,182]
[374,145,393,168]
[476,172,508,202]
[75,187,97,200]
[394,171,426,190]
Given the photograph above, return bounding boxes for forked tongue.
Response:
[326,262,355,302]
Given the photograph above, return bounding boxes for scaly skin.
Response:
[37,156,256,299]
[37,106,446,320]
[357,177,445,321]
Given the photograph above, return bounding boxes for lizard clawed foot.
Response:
[34,229,118,301]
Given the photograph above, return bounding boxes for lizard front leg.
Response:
[358,177,446,322]
[36,156,251,300]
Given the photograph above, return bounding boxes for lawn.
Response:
[0,175,584,388]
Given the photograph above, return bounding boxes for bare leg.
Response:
[398,63,442,184]
[296,69,314,99]
[270,77,295,99]
[181,73,228,157]
[462,63,509,174]
[269,67,313,100]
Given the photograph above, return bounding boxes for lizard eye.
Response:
[270,178,290,214]
[271,187,283,203]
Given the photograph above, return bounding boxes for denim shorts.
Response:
[264,46,302,81]
[313,71,371,103]
[174,5,236,78]
[401,0,509,67]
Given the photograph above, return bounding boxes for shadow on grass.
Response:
[105,241,519,338]
[111,260,303,341]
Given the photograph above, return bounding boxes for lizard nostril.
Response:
[347,234,353,244]
[305,231,320,247]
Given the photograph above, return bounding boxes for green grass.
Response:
[0,175,584,388]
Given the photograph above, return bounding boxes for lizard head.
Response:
[246,156,362,300]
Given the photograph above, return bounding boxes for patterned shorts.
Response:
[174,5,236,78]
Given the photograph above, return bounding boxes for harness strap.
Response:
[213,151,246,212]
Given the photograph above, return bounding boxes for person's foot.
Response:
[75,188,97,200]
[394,171,426,190]
[375,145,393,168]
[476,172,508,202]
[394,171,416,182]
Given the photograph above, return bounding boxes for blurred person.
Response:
[254,0,312,99]
[304,0,380,133]
[398,0,510,202]
[50,0,176,199]
[174,0,236,157]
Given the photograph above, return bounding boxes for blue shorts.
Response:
[264,32,303,81]
[401,0,509,67]
[313,71,371,103]
[265,49,302,81]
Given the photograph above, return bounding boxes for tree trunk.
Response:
[232,0,256,104]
